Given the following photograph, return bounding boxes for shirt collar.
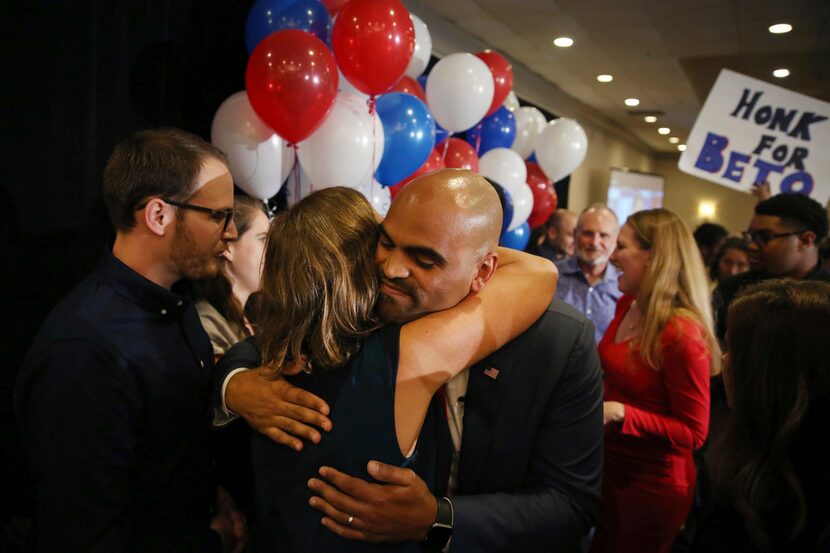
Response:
[97,249,190,319]
[556,256,619,284]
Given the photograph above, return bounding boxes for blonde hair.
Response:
[627,209,720,373]
[257,187,381,376]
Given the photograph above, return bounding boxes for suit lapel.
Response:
[457,346,517,494]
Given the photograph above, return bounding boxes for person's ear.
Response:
[799,230,817,249]
[142,198,175,237]
[470,252,499,293]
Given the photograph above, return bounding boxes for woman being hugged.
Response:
[246,174,556,552]
[590,208,720,553]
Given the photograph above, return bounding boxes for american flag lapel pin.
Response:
[483,365,500,380]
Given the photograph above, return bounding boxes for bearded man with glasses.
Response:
[713,193,829,343]
[16,128,247,552]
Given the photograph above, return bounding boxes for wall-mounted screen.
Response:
[607,168,665,223]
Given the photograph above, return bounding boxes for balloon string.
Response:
[370,96,377,188]
[291,144,300,203]
[442,136,450,161]
[474,125,482,156]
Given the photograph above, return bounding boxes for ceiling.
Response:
[409,0,830,154]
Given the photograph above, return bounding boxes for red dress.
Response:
[589,294,710,553]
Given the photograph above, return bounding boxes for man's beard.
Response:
[576,250,610,268]
[170,225,221,280]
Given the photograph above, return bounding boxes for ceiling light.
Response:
[677,144,687,151]
[658,127,670,135]
[773,68,790,78]
[553,37,574,47]
[624,98,640,107]
[669,137,679,143]
[596,74,613,83]
[768,23,792,34]
[644,115,657,123]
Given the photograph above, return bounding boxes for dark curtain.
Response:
[1,0,253,530]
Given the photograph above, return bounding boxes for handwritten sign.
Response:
[679,69,830,204]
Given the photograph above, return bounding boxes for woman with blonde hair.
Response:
[590,208,720,553]
[696,280,830,552]
[235,181,556,552]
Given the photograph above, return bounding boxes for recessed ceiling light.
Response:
[768,23,792,34]
[669,137,680,143]
[658,127,670,135]
[678,144,687,152]
[553,37,574,47]
[644,115,657,123]
[624,98,640,107]
[597,74,613,83]
[773,68,790,78]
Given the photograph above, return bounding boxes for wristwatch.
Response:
[424,496,454,550]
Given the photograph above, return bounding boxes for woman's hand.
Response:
[603,401,626,425]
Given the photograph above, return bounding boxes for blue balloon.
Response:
[500,222,530,250]
[465,106,516,156]
[527,151,538,163]
[245,0,331,54]
[417,74,428,91]
[375,93,436,186]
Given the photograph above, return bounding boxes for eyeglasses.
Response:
[135,198,235,232]
[741,229,804,247]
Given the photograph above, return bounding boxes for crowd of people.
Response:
[12,127,830,553]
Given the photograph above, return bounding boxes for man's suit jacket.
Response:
[450,299,604,553]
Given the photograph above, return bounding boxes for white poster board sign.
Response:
[679,69,830,204]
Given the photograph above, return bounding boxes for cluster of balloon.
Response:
[211,0,587,233]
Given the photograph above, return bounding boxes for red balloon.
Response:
[388,148,445,198]
[388,75,426,102]
[476,50,514,117]
[332,0,415,96]
[526,161,557,229]
[245,30,338,144]
[442,137,479,173]
[322,0,351,15]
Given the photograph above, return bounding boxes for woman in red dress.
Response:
[589,209,720,553]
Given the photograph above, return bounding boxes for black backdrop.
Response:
[2,0,256,524]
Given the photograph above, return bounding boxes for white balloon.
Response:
[426,53,494,133]
[535,118,588,183]
[359,179,392,217]
[210,91,294,200]
[479,148,527,192]
[298,92,385,190]
[503,90,520,112]
[405,14,432,79]
[511,106,546,159]
[507,181,534,231]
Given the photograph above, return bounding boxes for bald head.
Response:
[376,169,505,322]
[391,169,503,257]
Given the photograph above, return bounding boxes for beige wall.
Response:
[656,156,757,235]
[567,123,655,213]
[567,135,757,235]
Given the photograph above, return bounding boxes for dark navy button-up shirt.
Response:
[554,256,622,344]
[16,250,220,552]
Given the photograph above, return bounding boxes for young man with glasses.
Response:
[713,193,829,342]
[16,128,246,552]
